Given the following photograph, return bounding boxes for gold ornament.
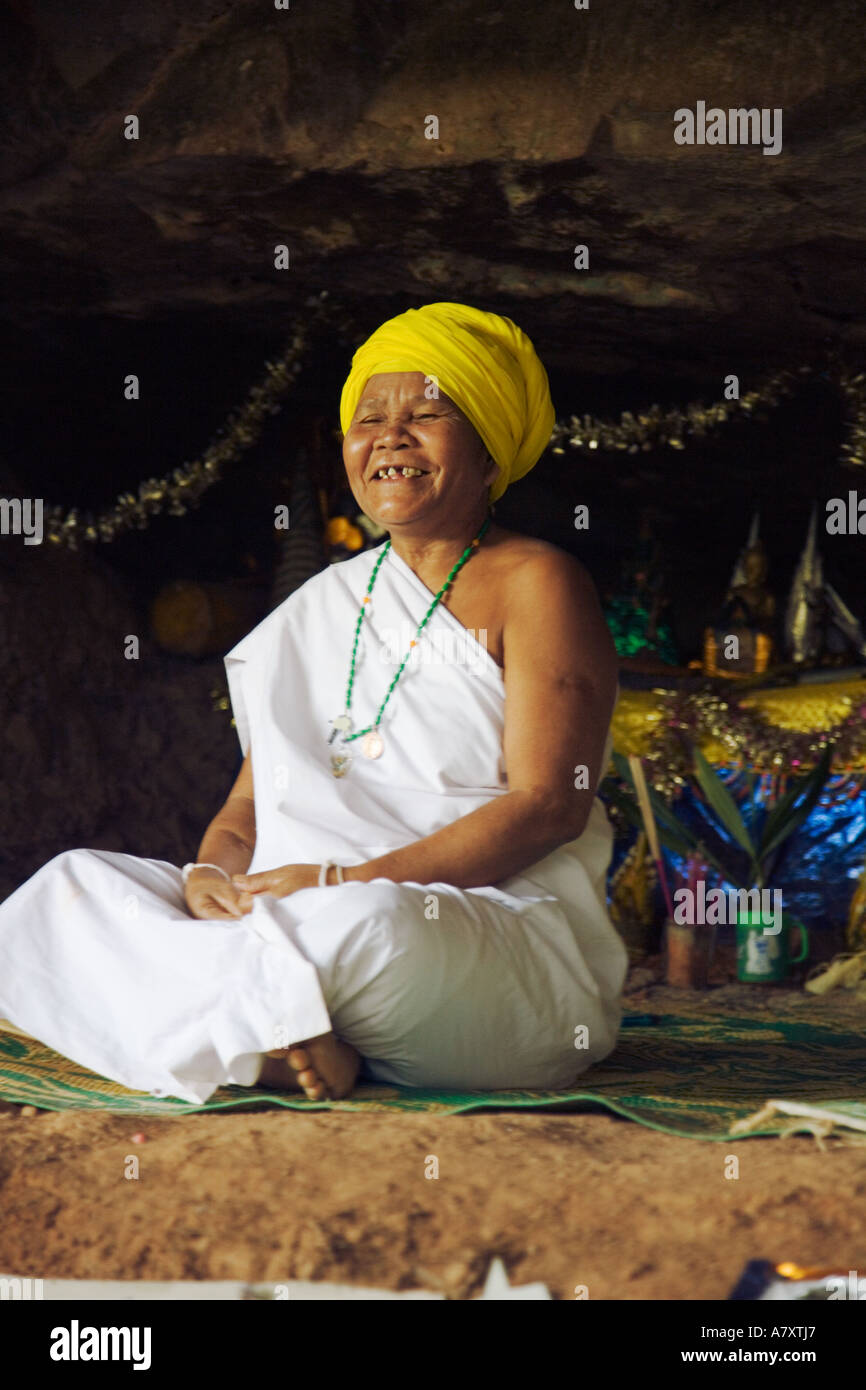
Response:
[609,678,866,798]
[550,359,866,471]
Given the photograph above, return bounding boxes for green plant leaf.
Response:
[611,752,686,835]
[600,779,738,883]
[601,781,695,856]
[692,745,756,860]
[758,776,809,855]
[691,838,749,891]
[759,745,833,863]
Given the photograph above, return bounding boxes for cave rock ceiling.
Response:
[1,0,864,383]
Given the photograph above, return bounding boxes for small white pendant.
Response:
[332,714,353,733]
[362,730,384,759]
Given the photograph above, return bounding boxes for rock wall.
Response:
[0,539,239,902]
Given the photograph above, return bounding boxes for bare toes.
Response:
[285,1049,327,1099]
[300,1073,327,1099]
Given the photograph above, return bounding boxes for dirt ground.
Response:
[2,961,865,1301]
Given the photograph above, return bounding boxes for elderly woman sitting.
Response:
[0,302,627,1104]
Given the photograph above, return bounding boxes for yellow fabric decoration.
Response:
[737,683,855,732]
[610,679,865,766]
[339,302,556,502]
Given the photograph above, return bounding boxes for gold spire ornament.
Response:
[785,508,824,665]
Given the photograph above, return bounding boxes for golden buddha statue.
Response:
[703,541,775,677]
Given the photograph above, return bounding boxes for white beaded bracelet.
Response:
[181,862,231,885]
[318,861,345,887]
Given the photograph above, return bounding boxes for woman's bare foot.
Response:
[257,1032,361,1100]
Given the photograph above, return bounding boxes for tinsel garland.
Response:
[836,365,866,468]
[549,359,865,464]
[636,687,866,800]
[37,324,866,549]
[42,294,337,549]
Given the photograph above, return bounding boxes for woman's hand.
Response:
[185,869,255,920]
[231,864,320,899]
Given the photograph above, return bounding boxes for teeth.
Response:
[374,466,425,478]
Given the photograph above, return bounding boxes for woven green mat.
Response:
[2,1013,865,1140]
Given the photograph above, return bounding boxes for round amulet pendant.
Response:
[362,730,384,759]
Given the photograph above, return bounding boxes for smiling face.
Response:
[342,372,499,531]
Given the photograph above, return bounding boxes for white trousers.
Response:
[0,848,621,1103]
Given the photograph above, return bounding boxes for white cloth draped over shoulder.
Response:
[0,542,627,1103]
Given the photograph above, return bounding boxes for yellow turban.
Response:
[339,302,555,502]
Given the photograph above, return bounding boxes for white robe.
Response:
[0,542,627,1103]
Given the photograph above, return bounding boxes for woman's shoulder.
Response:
[487,528,595,591]
[489,530,616,675]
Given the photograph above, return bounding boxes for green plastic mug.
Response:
[735,911,809,982]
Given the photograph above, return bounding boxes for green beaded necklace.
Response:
[328,515,491,777]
